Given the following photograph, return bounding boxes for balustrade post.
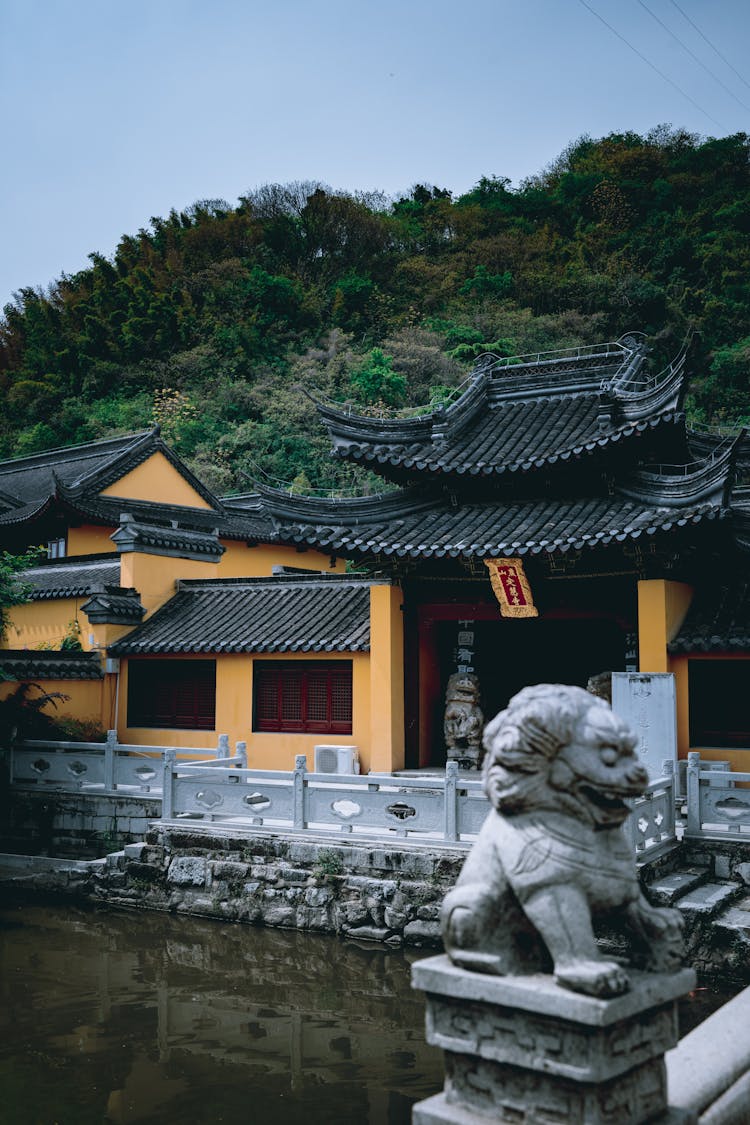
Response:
[235,741,247,769]
[661,759,676,838]
[293,754,307,830]
[162,748,176,819]
[217,733,230,759]
[625,802,638,854]
[104,729,117,791]
[444,760,458,842]
[686,751,701,838]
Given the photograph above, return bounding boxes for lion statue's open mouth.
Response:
[441,683,685,998]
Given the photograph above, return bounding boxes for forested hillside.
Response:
[2,126,749,495]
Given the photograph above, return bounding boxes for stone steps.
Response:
[644,857,749,981]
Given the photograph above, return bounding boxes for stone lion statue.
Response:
[444,672,484,768]
[441,683,684,997]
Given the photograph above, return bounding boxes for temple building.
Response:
[1,335,748,772]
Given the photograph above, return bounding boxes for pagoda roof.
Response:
[109,574,374,655]
[315,337,689,482]
[245,432,744,560]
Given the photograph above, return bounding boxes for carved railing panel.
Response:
[628,765,677,859]
[686,752,750,840]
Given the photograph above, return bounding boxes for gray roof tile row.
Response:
[21,556,121,599]
[0,650,104,680]
[669,581,750,653]
[261,488,727,560]
[109,575,373,655]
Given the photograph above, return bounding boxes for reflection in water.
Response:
[0,899,737,1124]
[0,899,443,1124]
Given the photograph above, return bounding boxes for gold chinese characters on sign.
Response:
[484,558,538,618]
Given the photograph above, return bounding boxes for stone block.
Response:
[209,860,249,882]
[167,856,207,887]
[260,902,296,927]
[404,919,442,946]
[412,957,696,1125]
[344,925,392,942]
[736,862,750,886]
[676,882,739,916]
[384,904,412,930]
[304,886,333,907]
[647,868,708,906]
[275,866,310,886]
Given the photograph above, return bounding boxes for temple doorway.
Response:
[411,613,627,769]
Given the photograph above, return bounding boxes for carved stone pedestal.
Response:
[412,956,697,1125]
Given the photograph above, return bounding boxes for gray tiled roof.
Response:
[0,433,150,505]
[0,428,225,520]
[109,575,373,655]
[669,580,750,652]
[80,587,145,625]
[21,556,121,599]
[253,482,728,560]
[0,650,104,680]
[317,340,689,482]
[111,517,225,560]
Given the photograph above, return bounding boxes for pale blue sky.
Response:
[1,0,748,309]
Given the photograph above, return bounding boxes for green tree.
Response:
[349,348,406,408]
[0,548,43,642]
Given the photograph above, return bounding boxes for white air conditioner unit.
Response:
[314,745,360,775]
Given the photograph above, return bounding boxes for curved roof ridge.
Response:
[617,431,745,509]
[0,429,153,474]
[253,480,435,523]
[612,341,690,421]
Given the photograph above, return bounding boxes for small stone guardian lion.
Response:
[444,672,484,768]
[441,684,684,997]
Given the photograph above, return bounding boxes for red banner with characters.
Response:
[484,557,538,618]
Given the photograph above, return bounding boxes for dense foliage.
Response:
[2,127,749,494]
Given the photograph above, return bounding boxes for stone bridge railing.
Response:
[7,735,750,853]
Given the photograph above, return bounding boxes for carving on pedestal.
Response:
[444,672,484,770]
[441,683,685,998]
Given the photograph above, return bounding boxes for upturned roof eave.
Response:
[333,410,685,479]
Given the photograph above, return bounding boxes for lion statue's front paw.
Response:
[630,900,685,970]
[555,958,630,998]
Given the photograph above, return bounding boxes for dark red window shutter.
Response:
[253,661,352,735]
[127,659,216,730]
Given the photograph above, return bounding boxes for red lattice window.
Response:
[127,659,216,730]
[253,662,353,734]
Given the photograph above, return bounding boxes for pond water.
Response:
[0,899,442,1125]
[0,898,737,1125]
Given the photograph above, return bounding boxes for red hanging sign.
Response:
[484,557,538,618]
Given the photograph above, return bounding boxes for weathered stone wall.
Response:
[80,824,466,950]
[3,793,750,978]
[1,789,159,857]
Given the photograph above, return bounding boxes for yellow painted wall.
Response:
[100,451,213,509]
[119,552,221,619]
[672,652,750,772]
[637,579,694,673]
[0,677,107,730]
[2,596,145,662]
[3,598,91,651]
[369,584,405,772]
[67,524,118,555]
[217,539,347,577]
[117,651,373,770]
